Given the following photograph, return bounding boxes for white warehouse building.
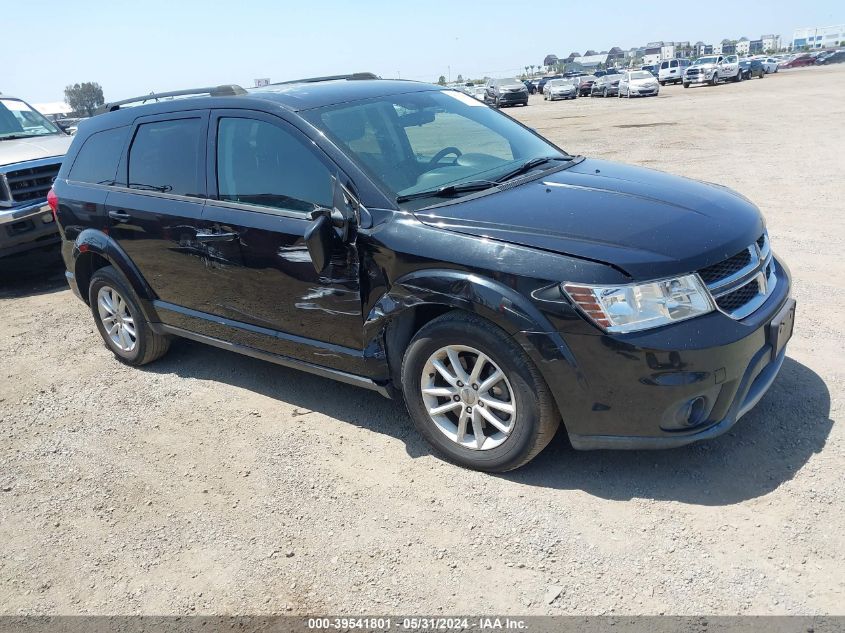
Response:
[792,24,845,49]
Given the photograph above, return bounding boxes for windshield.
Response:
[0,98,61,139]
[549,79,573,87]
[628,71,653,80]
[500,78,520,85]
[694,56,718,65]
[303,89,566,201]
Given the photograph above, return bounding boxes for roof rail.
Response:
[271,72,380,86]
[95,85,247,115]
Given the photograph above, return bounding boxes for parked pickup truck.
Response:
[683,55,742,87]
[1,95,72,259]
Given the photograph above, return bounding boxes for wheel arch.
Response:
[364,269,582,407]
[72,228,160,322]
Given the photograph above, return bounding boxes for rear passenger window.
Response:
[216,117,333,213]
[68,126,128,185]
[128,118,203,197]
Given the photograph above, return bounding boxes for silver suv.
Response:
[1,95,72,258]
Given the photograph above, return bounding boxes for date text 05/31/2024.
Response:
[306,617,528,630]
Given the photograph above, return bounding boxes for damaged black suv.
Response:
[51,77,795,472]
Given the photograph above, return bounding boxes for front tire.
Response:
[88,265,170,366]
[401,312,560,472]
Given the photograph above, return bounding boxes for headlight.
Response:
[563,274,714,333]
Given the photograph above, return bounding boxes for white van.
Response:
[658,59,690,85]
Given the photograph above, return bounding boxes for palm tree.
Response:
[530,64,535,75]
[524,66,529,76]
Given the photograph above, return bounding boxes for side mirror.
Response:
[304,211,334,274]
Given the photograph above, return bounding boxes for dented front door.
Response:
[195,110,363,364]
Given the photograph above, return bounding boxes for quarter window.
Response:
[216,117,333,213]
[127,118,203,196]
[68,126,129,185]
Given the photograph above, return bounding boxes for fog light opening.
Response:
[685,396,708,427]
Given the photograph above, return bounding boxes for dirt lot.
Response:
[1,65,843,616]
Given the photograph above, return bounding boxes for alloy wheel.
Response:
[420,345,516,451]
[97,286,137,352]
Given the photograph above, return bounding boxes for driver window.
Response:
[216,117,333,213]
[402,110,513,163]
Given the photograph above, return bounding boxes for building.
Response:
[607,46,625,65]
[736,37,750,55]
[792,25,844,49]
[675,41,693,58]
[32,102,72,118]
[749,39,764,54]
[642,41,676,65]
[694,41,714,56]
[572,53,609,69]
[761,34,782,52]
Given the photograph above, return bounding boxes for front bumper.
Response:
[0,200,60,258]
[684,72,713,83]
[517,257,793,450]
[629,86,658,96]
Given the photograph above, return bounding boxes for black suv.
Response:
[51,77,795,472]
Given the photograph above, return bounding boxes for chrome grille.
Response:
[3,162,60,204]
[716,279,759,312]
[698,248,751,284]
[698,232,776,320]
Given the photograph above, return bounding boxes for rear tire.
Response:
[88,265,170,366]
[401,312,560,472]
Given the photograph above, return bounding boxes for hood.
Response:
[500,83,526,91]
[414,158,764,280]
[0,134,72,167]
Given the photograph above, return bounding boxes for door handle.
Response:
[108,210,131,222]
[196,230,239,242]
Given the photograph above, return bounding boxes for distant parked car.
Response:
[759,57,780,73]
[658,58,691,85]
[470,85,487,101]
[739,59,765,80]
[536,75,562,94]
[779,54,815,69]
[484,77,529,107]
[575,75,598,96]
[618,70,660,97]
[543,78,577,101]
[817,50,845,65]
[590,74,623,97]
[523,80,536,95]
[641,65,659,78]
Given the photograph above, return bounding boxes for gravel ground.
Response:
[1,65,843,617]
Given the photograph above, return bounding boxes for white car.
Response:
[618,70,660,97]
[759,57,780,73]
[543,78,577,101]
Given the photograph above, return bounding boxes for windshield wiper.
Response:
[0,133,44,140]
[494,156,572,184]
[396,180,498,203]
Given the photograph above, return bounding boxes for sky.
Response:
[2,0,842,104]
